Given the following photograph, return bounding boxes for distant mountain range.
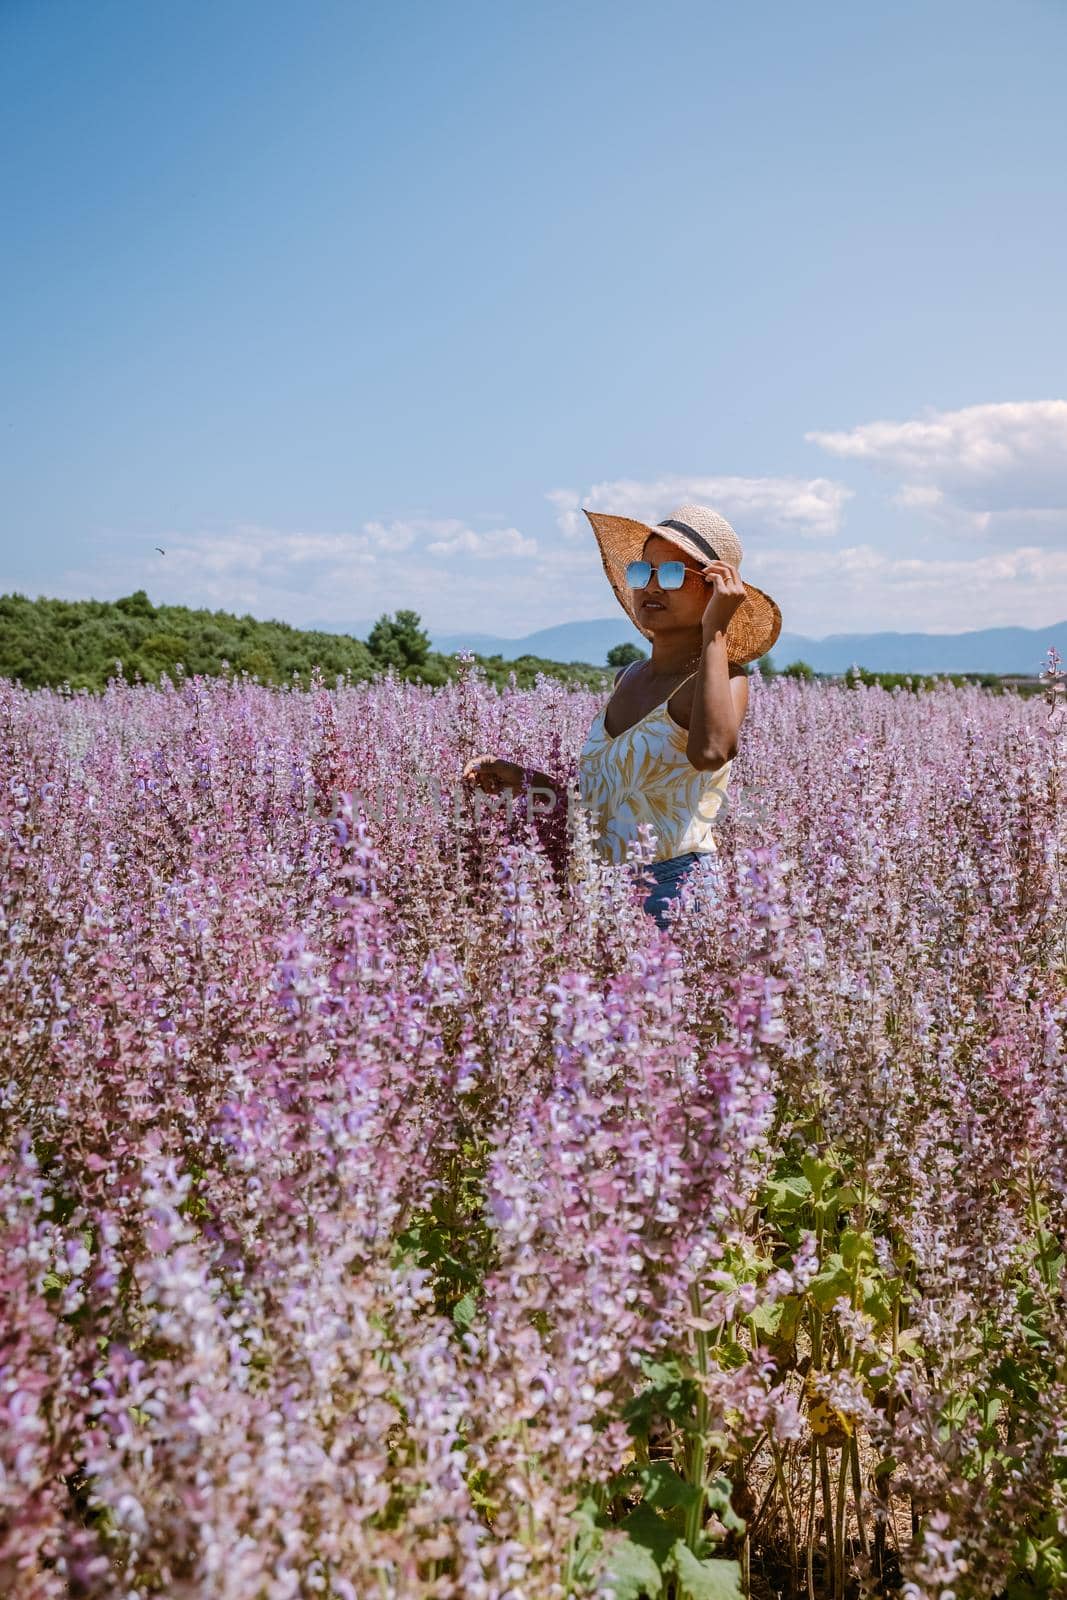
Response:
[741,621,1066,676]
[311,616,1065,675]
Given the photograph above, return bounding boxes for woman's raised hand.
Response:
[699,560,747,640]
[461,755,527,795]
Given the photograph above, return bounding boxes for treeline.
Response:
[0,592,616,692]
[754,653,1014,694]
[0,593,1028,696]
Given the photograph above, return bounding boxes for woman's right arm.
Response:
[463,665,628,796]
[461,756,555,796]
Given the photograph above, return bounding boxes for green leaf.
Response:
[705,1475,747,1535]
[667,1541,744,1600]
[779,1293,805,1343]
[839,1228,874,1269]
[860,1280,897,1332]
[748,1300,784,1336]
[452,1291,477,1331]
[601,1505,677,1598]
[624,1355,698,1436]
[630,1461,701,1511]
[571,1494,603,1531]
[715,1337,749,1372]
[567,1496,607,1586]
[809,1254,852,1309]
[763,1174,812,1213]
[640,1355,688,1387]
[622,1503,685,1563]
[600,1535,661,1600]
[800,1154,838,1199]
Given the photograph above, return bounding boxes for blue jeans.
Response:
[633,851,721,930]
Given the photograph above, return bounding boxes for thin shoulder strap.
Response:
[617,660,697,691]
[663,668,699,710]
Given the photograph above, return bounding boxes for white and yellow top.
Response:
[577,664,733,866]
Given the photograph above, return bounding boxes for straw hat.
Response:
[583,501,782,665]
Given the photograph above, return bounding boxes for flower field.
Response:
[2,658,1065,1600]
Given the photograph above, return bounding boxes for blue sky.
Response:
[3,0,1066,640]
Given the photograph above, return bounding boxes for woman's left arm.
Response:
[686,562,751,770]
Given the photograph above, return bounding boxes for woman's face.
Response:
[636,534,708,630]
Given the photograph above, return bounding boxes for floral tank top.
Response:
[577,662,733,865]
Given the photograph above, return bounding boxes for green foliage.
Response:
[0,592,379,690]
[141,632,185,665]
[114,588,155,618]
[365,608,434,679]
[0,593,1027,698]
[0,593,626,693]
[391,1135,497,1326]
[235,647,275,680]
[607,642,647,668]
[844,663,1005,693]
[756,654,1015,693]
[468,652,614,691]
[670,1546,744,1600]
[569,1490,744,1600]
[609,1529,740,1600]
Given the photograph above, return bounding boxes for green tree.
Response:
[783,660,815,680]
[754,653,778,677]
[607,642,646,668]
[142,632,185,666]
[365,609,433,679]
[236,648,275,681]
[115,590,156,617]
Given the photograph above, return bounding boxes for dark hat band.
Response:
[656,518,719,563]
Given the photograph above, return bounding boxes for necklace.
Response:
[643,650,702,679]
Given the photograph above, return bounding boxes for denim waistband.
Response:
[634,851,712,884]
[632,851,721,930]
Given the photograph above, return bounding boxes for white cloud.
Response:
[548,474,852,541]
[425,526,537,557]
[162,527,384,574]
[892,484,945,512]
[758,541,1067,635]
[544,488,585,539]
[807,401,1067,538]
[56,516,543,633]
[362,516,532,552]
[50,450,1067,645]
[361,519,418,550]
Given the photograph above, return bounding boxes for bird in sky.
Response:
[156,547,166,555]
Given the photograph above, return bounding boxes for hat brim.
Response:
[583,510,782,665]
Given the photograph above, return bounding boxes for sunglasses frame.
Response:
[625,558,702,592]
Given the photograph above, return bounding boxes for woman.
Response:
[462,502,781,929]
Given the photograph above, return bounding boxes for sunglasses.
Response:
[625,558,702,591]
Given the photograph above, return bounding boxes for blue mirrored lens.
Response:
[626,560,652,589]
[659,561,686,589]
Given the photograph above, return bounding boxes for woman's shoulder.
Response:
[667,657,749,729]
[611,658,747,691]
